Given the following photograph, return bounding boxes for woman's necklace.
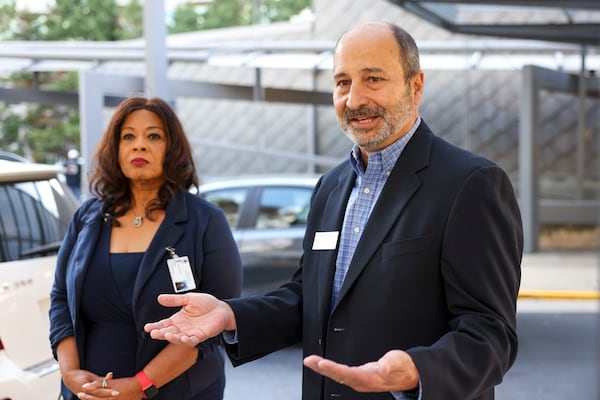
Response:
[133,214,144,228]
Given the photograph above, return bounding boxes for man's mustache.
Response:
[343,107,385,121]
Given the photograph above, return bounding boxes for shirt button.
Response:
[364,188,370,194]
[354,227,360,233]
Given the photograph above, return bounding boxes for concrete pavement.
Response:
[519,251,599,300]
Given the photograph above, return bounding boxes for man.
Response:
[145,22,523,400]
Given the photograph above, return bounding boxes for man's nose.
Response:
[345,83,369,109]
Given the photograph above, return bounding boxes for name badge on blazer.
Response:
[312,231,339,250]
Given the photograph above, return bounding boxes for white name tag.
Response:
[167,256,197,293]
[312,231,339,250]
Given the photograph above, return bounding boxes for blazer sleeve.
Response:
[407,164,523,399]
[194,204,242,301]
[48,199,97,359]
[187,203,243,360]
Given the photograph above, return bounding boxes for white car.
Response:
[0,159,79,400]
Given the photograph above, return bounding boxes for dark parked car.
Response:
[0,151,28,162]
[199,176,318,294]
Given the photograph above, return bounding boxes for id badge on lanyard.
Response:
[165,247,197,293]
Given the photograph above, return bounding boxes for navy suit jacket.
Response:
[50,189,242,400]
[226,121,522,400]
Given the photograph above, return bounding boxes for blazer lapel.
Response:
[316,168,355,318]
[132,191,186,305]
[334,127,434,307]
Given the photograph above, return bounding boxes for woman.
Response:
[49,97,242,400]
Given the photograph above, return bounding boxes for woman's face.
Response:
[118,109,167,188]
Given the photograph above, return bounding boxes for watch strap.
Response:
[135,370,158,399]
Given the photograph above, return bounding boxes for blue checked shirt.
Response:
[331,117,423,400]
[331,116,421,305]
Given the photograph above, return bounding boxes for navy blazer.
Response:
[226,121,523,400]
[49,189,242,400]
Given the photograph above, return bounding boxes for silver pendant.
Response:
[133,216,143,228]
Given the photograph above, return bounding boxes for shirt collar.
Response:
[349,116,422,176]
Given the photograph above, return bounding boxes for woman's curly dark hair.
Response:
[88,97,199,226]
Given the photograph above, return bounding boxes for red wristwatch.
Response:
[135,370,158,399]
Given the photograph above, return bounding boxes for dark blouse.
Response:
[79,223,142,378]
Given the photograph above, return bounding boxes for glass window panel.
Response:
[256,187,312,230]
[0,179,69,262]
[202,188,248,228]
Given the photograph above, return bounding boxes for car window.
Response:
[0,179,69,262]
[256,187,312,230]
[202,188,248,228]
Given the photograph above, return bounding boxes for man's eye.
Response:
[369,77,382,83]
[336,80,350,87]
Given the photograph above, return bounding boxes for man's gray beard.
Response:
[341,123,394,151]
[340,99,414,152]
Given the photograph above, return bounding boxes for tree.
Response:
[0,0,312,163]
[0,0,143,162]
[262,0,312,23]
[117,0,143,40]
[0,108,23,154]
[169,2,201,34]
[199,0,251,29]
[45,0,120,41]
[197,0,311,30]
[22,104,80,163]
[0,0,17,40]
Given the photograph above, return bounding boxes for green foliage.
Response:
[262,0,312,23]
[0,1,117,162]
[0,71,32,87]
[116,0,143,40]
[20,104,80,163]
[197,0,311,30]
[199,0,251,29]
[12,12,47,40]
[45,0,119,41]
[169,3,201,34]
[48,72,79,92]
[0,0,312,163]
[0,111,23,153]
[0,0,16,40]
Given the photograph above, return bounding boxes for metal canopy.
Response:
[388,0,600,46]
[390,0,600,253]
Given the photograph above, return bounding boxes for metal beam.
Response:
[540,200,600,225]
[388,1,600,46]
[0,88,131,107]
[392,0,600,10]
[0,81,332,106]
[144,0,168,99]
[0,88,79,106]
[519,64,600,252]
[455,24,600,46]
[519,65,540,253]
[167,80,332,104]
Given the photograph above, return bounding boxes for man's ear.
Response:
[412,71,425,105]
